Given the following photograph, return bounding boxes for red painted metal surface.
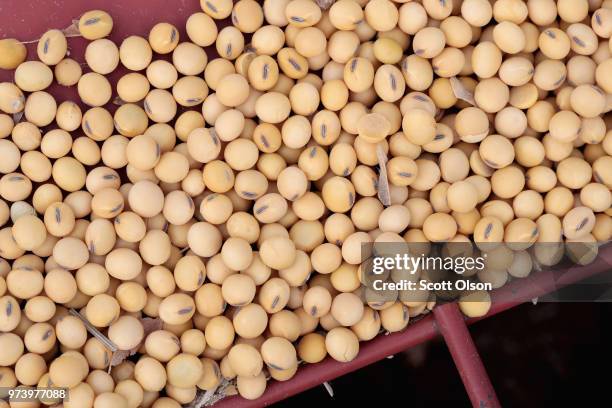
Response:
[0,0,205,92]
[0,0,199,39]
[2,2,611,407]
[433,303,501,408]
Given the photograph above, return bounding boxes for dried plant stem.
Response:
[19,20,82,45]
[450,76,475,105]
[69,309,163,371]
[376,143,391,206]
[187,379,235,407]
[69,308,118,352]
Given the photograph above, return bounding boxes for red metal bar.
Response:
[0,0,205,86]
[433,303,501,408]
[217,245,612,407]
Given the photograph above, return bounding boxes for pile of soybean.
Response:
[0,0,611,406]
